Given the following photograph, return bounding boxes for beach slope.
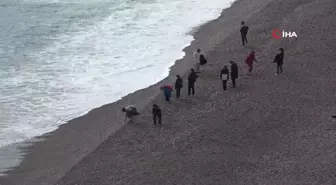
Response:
[54,0,336,184]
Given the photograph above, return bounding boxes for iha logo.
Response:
[272,29,298,39]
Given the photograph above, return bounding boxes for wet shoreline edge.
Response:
[0,0,242,184]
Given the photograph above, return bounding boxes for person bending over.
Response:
[245,51,258,74]
[121,105,139,124]
[160,85,173,102]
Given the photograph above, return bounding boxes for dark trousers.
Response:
[241,34,248,45]
[222,80,227,91]
[165,95,170,102]
[153,114,162,125]
[176,88,181,98]
[188,81,195,95]
[231,75,237,87]
[248,63,253,72]
[164,92,171,102]
[276,63,283,74]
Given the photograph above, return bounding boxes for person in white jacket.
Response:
[193,48,202,73]
[220,66,230,91]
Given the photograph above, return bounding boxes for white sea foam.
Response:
[0,0,232,148]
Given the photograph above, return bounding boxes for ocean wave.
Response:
[0,0,231,148]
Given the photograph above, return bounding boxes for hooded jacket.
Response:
[230,63,239,78]
[245,53,255,65]
[220,68,229,80]
[193,51,201,63]
[175,77,183,89]
[240,26,249,35]
[273,52,284,65]
[152,105,162,116]
[188,71,198,83]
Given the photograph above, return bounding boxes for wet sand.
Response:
[1,0,336,184]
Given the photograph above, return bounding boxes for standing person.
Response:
[245,51,258,74]
[152,104,162,125]
[240,21,249,46]
[230,61,239,88]
[121,105,140,124]
[175,75,183,99]
[193,48,202,73]
[160,85,173,102]
[273,48,284,74]
[220,66,229,91]
[188,68,198,96]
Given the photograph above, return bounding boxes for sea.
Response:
[0,0,232,173]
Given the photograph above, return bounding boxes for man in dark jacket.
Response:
[175,75,183,99]
[273,48,284,74]
[230,61,239,88]
[240,21,249,46]
[188,68,198,96]
[152,104,162,125]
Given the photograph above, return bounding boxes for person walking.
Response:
[220,66,229,91]
[160,85,173,102]
[230,61,239,88]
[188,68,198,96]
[273,48,284,74]
[245,51,258,74]
[193,48,202,73]
[240,21,249,46]
[152,104,162,125]
[175,75,183,99]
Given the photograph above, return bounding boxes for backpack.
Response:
[126,106,139,116]
[200,54,207,65]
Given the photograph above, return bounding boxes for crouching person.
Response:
[152,104,162,125]
[122,105,140,124]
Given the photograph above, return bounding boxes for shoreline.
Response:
[0,0,246,183]
[0,1,232,175]
[0,0,229,149]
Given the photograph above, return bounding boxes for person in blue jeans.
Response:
[161,85,173,102]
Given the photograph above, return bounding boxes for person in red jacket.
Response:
[245,51,258,74]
